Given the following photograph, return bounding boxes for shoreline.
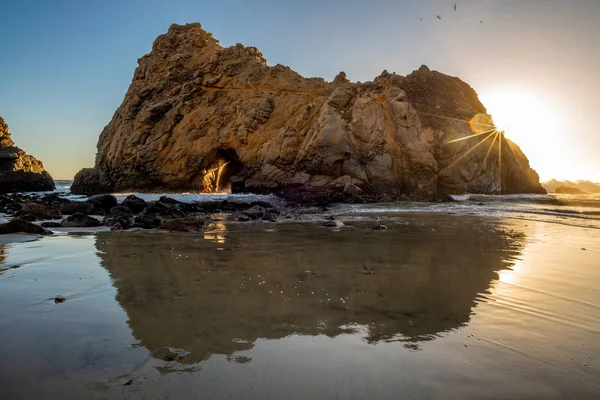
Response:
[2,189,600,245]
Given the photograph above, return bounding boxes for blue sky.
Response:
[1,0,599,180]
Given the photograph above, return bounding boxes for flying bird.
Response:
[437,15,442,20]
[454,4,457,12]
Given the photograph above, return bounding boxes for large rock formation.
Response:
[72,23,545,199]
[0,117,55,193]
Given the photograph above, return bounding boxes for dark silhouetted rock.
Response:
[0,219,53,235]
[370,224,388,230]
[110,205,132,215]
[243,205,266,220]
[70,168,112,195]
[323,220,344,228]
[60,201,95,215]
[61,213,102,227]
[19,213,37,222]
[159,217,204,233]
[41,221,62,228]
[86,194,118,212]
[0,117,55,193]
[262,212,277,222]
[21,203,62,220]
[103,214,135,229]
[121,195,147,213]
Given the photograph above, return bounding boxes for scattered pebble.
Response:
[123,380,133,386]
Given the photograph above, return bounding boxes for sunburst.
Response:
[420,111,507,191]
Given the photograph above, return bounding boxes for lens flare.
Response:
[417,110,506,192]
[469,114,495,134]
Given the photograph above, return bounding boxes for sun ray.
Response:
[446,128,498,144]
[440,131,497,174]
[483,131,500,165]
[498,131,503,190]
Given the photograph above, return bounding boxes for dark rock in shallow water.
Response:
[121,195,147,214]
[243,205,266,220]
[159,217,204,233]
[20,203,62,220]
[103,214,135,229]
[323,220,344,228]
[110,205,132,215]
[262,212,278,222]
[111,223,124,231]
[0,219,53,235]
[370,224,388,230]
[19,213,37,222]
[86,194,118,212]
[54,296,66,304]
[60,201,95,215]
[41,221,62,228]
[134,214,162,228]
[61,213,102,227]
[158,196,181,205]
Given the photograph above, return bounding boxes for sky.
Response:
[0,0,599,181]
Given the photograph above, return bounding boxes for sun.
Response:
[479,89,566,181]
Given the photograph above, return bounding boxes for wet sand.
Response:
[0,214,598,399]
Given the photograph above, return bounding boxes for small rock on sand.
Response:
[370,224,388,230]
[323,220,344,228]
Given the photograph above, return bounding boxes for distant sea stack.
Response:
[0,117,54,193]
[543,179,600,194]
[72,23,545,200]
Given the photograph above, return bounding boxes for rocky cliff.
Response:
[72,23,545,199]
[0,117,55,193]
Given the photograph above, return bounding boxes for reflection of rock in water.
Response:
[96,215,526,364]
[0,244,6,265]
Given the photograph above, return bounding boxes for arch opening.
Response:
[203,148,243,193]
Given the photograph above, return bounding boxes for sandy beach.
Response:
[1,212,598,399]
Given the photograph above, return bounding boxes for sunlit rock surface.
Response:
[0,117,54,193]
[72,23,545,199]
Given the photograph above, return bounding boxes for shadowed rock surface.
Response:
[72,23,544,200]
[0,117,55,193]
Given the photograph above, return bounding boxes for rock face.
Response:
[0,117,55,193]
[72,23,545,199]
